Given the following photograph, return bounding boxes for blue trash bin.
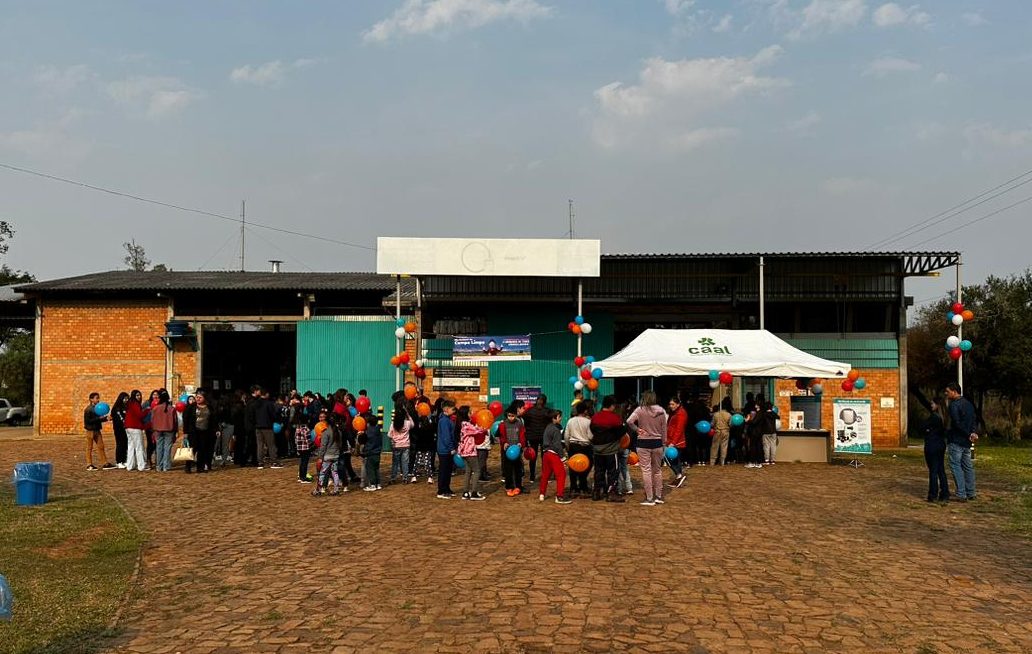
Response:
[13,462,53,506]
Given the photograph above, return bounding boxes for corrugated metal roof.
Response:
[601,251,957,258]
[16,271,413,294]
[782,336,899,369]
[0,284,26,303]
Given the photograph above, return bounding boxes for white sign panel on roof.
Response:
[376,237,601,277]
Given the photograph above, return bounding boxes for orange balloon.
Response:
[404,321,417,333]
[474,409,495,430]
[352,416,367,432]
[961,309,974,321]
[315,421,329,437]
[628,451,640,465]
[847,369,861,382]
[568,453,590,473]
[619,434,631,449]
[417,402,431,417]
[390,356,400,366]
[404,386,418,400]
[571,324,582,335]
[586,379,599,391]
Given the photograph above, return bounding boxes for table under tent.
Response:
[590,329,851,463]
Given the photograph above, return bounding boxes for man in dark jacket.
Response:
[251,386,281,469]
[589,395,625,502]
[522,394,552,482]
[945,382,977,501]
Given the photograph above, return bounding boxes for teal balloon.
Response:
[396,317,406,327]
[94,402,110,416]
[853,379,867,390]
[273,422,283,434]
[708,370,720,381]
[664,446,679,460]
[574,315,585,325]
[400,363,409,371]
[695,420,712,433]
[586,356,595,364]
[960,340,973,352]
[730,413,745,427]
[946,311,955,322]
[591,368,604,380]
[505,444,521,461]
[453,454,466,469]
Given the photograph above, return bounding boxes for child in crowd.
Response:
[312,411,345,496]
[497,404,526,496]
[83,392,113,470]
[435,400,457,499]
[539,410,572,504]
[295,420,312,483]
[361,409,383,491]
[389,400,413,483]
[564,401,594,497]
[476,415,494,482]
[457,407,487,500]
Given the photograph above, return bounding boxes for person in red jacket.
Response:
[667,396,688,488]
[497,404,526,496]
[124,389,150,471]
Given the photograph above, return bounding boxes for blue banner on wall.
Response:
[453,335,531,362]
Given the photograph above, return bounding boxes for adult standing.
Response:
[523,395,552,482]
[150,390,179,472]
[627,391,668,506]
[111,392,130,469]
[589,395,626,503]
[184,390,216,473]
[243,388,261,466]
[666,396,688,487]
[124,390,149,471]
[564,401,594,498]
[251,385,281,469]
[710,398,733,466]
[922,397,950,502]
[945,383,977,501]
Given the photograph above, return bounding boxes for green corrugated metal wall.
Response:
[783,337,899,368]
[296,318,397,408]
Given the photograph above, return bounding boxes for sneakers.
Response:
[555,496,572,504]
[675,475,686,488]
[363,486,377,492]
[427,477,434,484]
[470,492,486,501]
[539,494,546,502]
[311,488,325,497]
[654,498,666,505]
[410,476,418,484]
[116,463,126,469]
[506,489,517,497]
[640,499,656,506]
[102,463,115,469]
[436,493,452,500]
[513,488,522,496]
[462,492,471,500]
[271,463,284,469]
[86,464,98,470]
[257,465,265,470]
[299,479,312,484]
[376,485,383,491]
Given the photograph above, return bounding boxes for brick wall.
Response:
[773,368,902,450]
[39,300,170,435]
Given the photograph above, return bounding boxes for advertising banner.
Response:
[453,336,531,362]
[432,368,482,392]
[512,386,542,404]
[833,398,872,454]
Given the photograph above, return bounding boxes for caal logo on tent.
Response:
[688,337,732,355]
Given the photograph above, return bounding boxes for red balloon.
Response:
[175,401,186,412]
[415,368,427,379]
[952,302,964,314]
[568,322,577,332]
[841,380,855,392]
[488,400,504,417]
[718,371,733,385]
[355,396,371,413]
[333,402,347,416]
[523,401,534,411]
[949,348,963,360]
[399,352,410,364]
[523,446,537,461]
[580,368,593,380]
[574,356,586,367]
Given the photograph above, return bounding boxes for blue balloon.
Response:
[574,315,585,325]
[695,420,712,434]
[947,311,955,322]
[771,406,779,414]
[853,379,867,390]
[568,375,578,385]
[273,422,283,434]
[960,340,973,352]
[0,573,12,622]
[396,317,406,327]
[730,413,745,427]
[586,355,595,364]
[453,454,466,469]
[505,444,521,461]
[664,446,679,461]
[179,393,190,403]
[491,420,502,436]
[400,363,409,371]
[94,402,110,417]
[591,367,604,380]
[349,406,358,417]
[708,370,720,381]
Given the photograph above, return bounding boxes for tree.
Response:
[0,222,34,407]
[123,239,151,271]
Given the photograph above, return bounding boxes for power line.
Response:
[244,224,314,273]
[0,161,375,252]
[905,193,1032,248]
[196,229,240,271]
[865,167,1032,250]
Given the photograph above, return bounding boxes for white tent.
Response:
[592,329,851,379]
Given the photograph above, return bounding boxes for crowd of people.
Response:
[82,381,788,506]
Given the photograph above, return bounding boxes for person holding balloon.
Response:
[498,404,527,496]
[83,392,113,470]
[435,400,458,499]
[626,391,668,506]
[538,410,572,504]
[357,407,383,492]
[457,408,488,501]
[710,398,734,467]
[564,402,594,498]
[589,395,627,503]
[150,390,179,472]
[388,399,414,484]
[665,396,689,487]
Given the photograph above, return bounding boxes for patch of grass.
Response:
[262,609,284,622]
[0,479,145,654]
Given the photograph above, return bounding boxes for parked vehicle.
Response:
[0,399,30,426]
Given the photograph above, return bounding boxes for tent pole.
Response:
[396,275,401,390]
[759,256,766,330]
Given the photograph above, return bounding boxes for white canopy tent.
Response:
[592,329,850,379]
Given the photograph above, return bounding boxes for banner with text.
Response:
[833,398,872,454]
[453,336,531,362]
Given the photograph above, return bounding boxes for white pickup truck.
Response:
[0,399,30,425]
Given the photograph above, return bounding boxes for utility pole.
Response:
[568,199,574,239]
[239,200,246,272]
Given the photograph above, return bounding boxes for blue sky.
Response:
[0,0,1029,303]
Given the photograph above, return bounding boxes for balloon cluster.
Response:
[569,355,603,391]
[795,378,825,395]
[946,302,975,328]
[707,370,733,389]
[388,351,427,379]
[944,302,976,361]
[944,335,973,361]
[567,315,593,336]
[394,317,417,339]
[841,369,867,392]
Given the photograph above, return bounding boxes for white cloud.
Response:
[872,3,929,27]
[933,71,949,83]
[788,110,822,134]
[663,0,695,14]
[592,45,788,151]
[961,12,987,27]
[863,56,921,76]
[713,14,734,32]
[789,0,867,39]
[32,64,94,94]
[363,0,552,43]
[0,109,93,162]
[229,59,317,87]
[107,76,201,119]
[964,123,1032,148]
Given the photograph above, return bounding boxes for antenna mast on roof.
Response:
[239,200,245,272]
[568,199,574,239]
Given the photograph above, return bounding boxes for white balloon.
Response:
[574,381,585,390]
[415,359,423,368]
[580,323,592,334]
[946,336,961,349]
[951,314,965,326]
[395,327,406,338]
[708,380,720,389]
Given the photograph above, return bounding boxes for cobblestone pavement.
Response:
[3,438,1032,653]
